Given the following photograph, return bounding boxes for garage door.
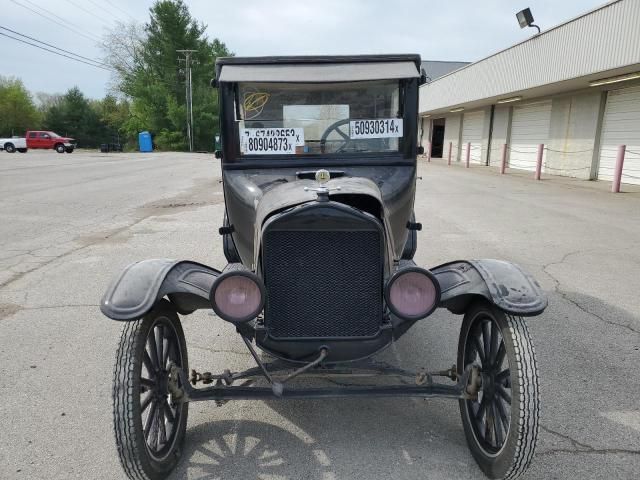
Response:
[443,114,461,161]
[461,110,485,164]
[509,101,551,171]
[598,85,640,186]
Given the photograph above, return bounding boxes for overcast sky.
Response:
[0,0,607,99]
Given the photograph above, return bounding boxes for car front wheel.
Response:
[55,144,65,153]
[458,301,540,479]
[113,300,189,480]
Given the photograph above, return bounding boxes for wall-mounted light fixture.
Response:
[497,96,523,104]
[516,8,540,34]
[589,72,640,87]
[450,107,464,113]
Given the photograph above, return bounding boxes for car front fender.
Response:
[100,259,221,321]
[432,259,547,316]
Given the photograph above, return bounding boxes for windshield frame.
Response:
[218,77,419,169]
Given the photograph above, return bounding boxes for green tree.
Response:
[102,0,231,151]
[0,76,41,136]
[43,87,105,148]
[99,94,131,144]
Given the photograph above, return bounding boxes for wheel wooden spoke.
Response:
[158,409,167,447]
[492,402,504,447]
[154,325,164,369]
[472,335,485,364]
[163,399,176,424]
[496,384,512,404]
[495,342,506,369]
[483,406,493,445]
[143,400,158,441]
[495,395,510,430]
[489,322,499,366]
[140,393,153,413]
[147,332,159,370]
[474,400,487,434]
[140,377,156,392]
[143,350,155,375]
[162,335,172,368]
[482,320,491,365]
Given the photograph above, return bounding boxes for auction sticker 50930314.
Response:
[240,128,304,155]
[349,119,403,139]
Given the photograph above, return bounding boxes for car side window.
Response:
[29,132,37,138]
[40,133,50,139]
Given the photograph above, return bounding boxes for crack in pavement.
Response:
[190,343,250,357]
[541,251,640,335]
[0,215,152,290]
[0,302,100,321]
[22,304,99,310]
[539,425,640,456]
[0,174,221,292]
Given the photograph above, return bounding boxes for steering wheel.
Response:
[319,119,354,154]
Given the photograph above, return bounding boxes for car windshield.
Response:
[49,132,61,138]
[236,80,403,156]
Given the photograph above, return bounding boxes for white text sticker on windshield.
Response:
[349,119,403,139]
[240,128,304,155]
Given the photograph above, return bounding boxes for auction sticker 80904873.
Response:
[240,128,304,155]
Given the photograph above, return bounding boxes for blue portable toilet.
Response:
[138,131,153,152]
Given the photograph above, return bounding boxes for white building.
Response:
[419,0,640,185]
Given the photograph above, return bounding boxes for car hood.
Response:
[254,176,383,228]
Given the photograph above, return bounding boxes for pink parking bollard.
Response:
[500,144,507,174]
[427,142,431,162]
[447,142,452,165]
[612,145,626,193]
[534,144,544,180]
[465,142,471,168]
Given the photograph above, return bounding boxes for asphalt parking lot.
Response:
[1,150,639,480]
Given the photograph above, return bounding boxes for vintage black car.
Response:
[101,54,547,480]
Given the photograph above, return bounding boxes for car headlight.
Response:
[384,267,440,320]
[210,269,265,323]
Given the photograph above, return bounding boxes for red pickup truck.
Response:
[26,131,76,153]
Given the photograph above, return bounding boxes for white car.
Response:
[0,137,28,153]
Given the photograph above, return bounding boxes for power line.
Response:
[12,0,137,75]
[18,0,103,41]
[104,0,138,22]
[0,25,110,68]
[62,0,118,28]
[0,31,112,71]
[11,0,101,43]
[86,0,128,23]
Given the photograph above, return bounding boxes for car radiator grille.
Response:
[263,230,383,339]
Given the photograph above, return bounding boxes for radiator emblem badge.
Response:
[315,169,330,184]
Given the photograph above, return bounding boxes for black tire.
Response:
[113,300,189,480]
[17,148,28,153]
[55,143,65,153]
[65,147,74,153]
[458,301,539,479]
[4,143,16,153]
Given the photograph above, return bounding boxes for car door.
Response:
[28,131,39,148]
[39,132,52,149]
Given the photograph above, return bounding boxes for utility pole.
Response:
[177,49,197,152]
